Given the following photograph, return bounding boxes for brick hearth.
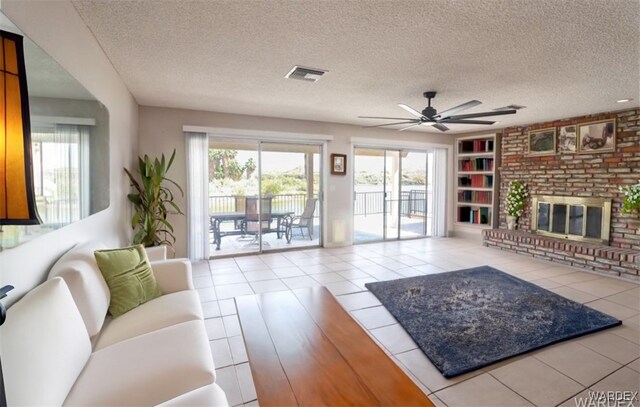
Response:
[483,229,639,281]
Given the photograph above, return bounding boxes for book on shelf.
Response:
[475,207,490,224]
[458,174,493,188]
[458,206,471,222]
[459,139,494,154]
[458,158,494,172]
[459,177,472,187]
[457,190,492,204]
[458,206,491,224]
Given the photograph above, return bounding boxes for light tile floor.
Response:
[195,237,640,407]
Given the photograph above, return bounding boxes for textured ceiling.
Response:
[72,0,639,134]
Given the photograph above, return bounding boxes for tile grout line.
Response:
[204,242,639,406]
[552,364,637,407]
[485,367,566,407]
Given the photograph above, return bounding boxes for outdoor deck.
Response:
[208,191,431,257]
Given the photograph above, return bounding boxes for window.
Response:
[31,124,90,225]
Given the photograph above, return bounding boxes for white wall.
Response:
[0,0,138,306]
[139,106,455,258]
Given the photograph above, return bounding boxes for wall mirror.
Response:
[0,11,110,250]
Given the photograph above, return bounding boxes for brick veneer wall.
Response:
[486,108,640,278]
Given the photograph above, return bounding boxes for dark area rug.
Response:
[365,266,621,378]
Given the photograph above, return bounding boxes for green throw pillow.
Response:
[94,244,162,317]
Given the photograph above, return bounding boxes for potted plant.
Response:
[620,180,640,217]
[505,180,528,230]
[124,149,184,249]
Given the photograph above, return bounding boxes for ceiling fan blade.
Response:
[398,123,423,132]
[358,116,415,120]
[363,121,419,129]
[440,119,496,125]
[445,109,517,120]
[434,100,481,119]
[398,103,427,119]
[432,123,450,132]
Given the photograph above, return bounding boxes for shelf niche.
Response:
[455,134,500,229]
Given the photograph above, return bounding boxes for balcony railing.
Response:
[210,194,319,216]
[354,190,427,217]
[210,190,428,218]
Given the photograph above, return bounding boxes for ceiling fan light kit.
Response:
[360,91,518,132]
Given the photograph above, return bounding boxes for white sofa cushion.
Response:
[145,245,168,262]
[93,290,203,350]
[151,259,194,293]
[157,383,229,406]
[0,278,91,406]
[48,241,110,337]
[64,320,216,406]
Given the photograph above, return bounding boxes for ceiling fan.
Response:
[359,91,517,132]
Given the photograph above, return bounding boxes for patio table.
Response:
[210,211,294,250]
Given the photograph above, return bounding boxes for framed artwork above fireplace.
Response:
[578,119,616,153]
[527,128,556,156]
[558,125,577,153]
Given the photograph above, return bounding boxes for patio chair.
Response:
[244,196,273,245]
[291,198,317,240]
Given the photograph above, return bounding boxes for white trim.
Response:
[350,136,452,150]
[321,142,329,247]
[183,125,334,142]
[32,115,96,126]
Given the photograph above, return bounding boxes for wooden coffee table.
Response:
[235,287,434,406]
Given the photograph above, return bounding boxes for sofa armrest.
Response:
[151,259,194,294]
[145,245,167,262]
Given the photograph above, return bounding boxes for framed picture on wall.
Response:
[527,128,556,156]
[578,119,616,153]
[331,153,347,175]
[558,125,577,153]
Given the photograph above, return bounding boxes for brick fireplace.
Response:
[483,108,640,279]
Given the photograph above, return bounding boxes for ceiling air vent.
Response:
[493,104,526,111]
[285,66,327,82]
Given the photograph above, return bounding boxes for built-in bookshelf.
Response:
[455,135,498,228]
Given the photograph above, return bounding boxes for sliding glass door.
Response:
[384,150,401,240]
[400,151,429,239]
[208,140,261,256]
[260,143,321,252]
[354,147,430,243]
[208,139,322,257]
[353,149,385,242]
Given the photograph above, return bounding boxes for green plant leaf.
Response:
[158,218,174,233]
[138,157,146,177]
[164,177,184,196]
[127,194,142,205]
[131,211,142,229]
[133,229,146,244]
[166,200,183,214]
[124,149,183,246]
[167,149,176,171]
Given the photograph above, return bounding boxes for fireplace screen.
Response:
[531,196,611,243]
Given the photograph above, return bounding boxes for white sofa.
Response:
[0,241,228,406]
